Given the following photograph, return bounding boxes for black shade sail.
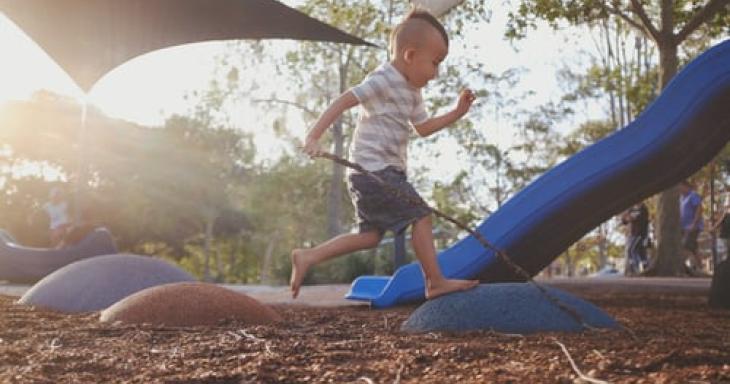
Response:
[0,0,373,92]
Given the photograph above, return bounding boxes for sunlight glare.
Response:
[87,43,226,126]
[10,160,65,182]
[0,14,81,103]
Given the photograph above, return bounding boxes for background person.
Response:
[43,186,71,247]
[679,180,704,272]
[620,201,650,275]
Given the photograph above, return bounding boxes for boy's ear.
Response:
[403,48,416,64]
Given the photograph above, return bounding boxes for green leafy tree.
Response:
[159,115,254,280]
[252,0,388,238]
[0,91,254,282]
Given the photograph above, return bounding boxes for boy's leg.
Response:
[411,215,478,299]
[290,230,382,298]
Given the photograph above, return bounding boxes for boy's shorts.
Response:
[347,166,431,235]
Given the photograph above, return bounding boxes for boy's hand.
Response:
[455,89,476,117]
[302,136,322,158]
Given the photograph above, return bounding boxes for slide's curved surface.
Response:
[347,39,730,308]
[0,227,118,283]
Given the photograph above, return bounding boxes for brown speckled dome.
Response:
[100,282,282,326]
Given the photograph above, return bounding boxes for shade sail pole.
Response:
[72,95,89,223]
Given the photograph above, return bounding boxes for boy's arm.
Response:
[414,89,476,137]
[303,91,359,155]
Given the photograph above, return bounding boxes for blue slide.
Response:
[346,39,730,308]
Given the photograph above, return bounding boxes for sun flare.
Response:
[0,14,79,105]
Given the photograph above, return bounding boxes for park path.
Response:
[0,276,711,307]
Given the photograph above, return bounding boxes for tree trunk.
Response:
[214,244,223,282]
[260,230,279,285]
[598,224,607,268]
[652,25,684,275]
[603,20,618,130]
[615,24,626,129]
[708,259,730,309]
[622,33,632,121]
[229,232,242,281]
[326,63,349,237]
[564,248,575,277]
[203,211,216,282]
[327,118,344,237]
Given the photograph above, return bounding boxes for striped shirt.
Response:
[349,63,428,172]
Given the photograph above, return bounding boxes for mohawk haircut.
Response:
[390,8,449,54]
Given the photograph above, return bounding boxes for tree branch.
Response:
[554,339,610,384]
[343,46,354,92]
[675,0,730,44]
[251,98,318,119]
[603,5,648,32]
[350,58,371,76]
[628,0,661,41]
[600,1,646,32]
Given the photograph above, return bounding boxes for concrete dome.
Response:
[402,283,619,333]
[100,282,282,326]
[18,254,195,313]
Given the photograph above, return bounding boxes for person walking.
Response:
[620,202,650,275]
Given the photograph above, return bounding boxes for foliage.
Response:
[507,0,729,42]
[557,119,615,158]
[556,231,624,276]
[0,92,253,278]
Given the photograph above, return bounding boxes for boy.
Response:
[291,9,479,299]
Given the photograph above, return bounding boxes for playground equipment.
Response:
[0,227,117,283]
[100,282,282,327]
[401,283,618,333]
[347,39,730,308]
[18,253,194,313]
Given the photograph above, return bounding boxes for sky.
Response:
[0,1,599,176]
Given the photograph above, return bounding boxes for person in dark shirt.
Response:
[621,202,650,275]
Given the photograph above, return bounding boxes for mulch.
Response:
[1,290,729,383]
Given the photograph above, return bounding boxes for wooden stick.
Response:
[554,339,609,384]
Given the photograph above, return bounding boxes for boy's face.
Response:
[403,28,447,88]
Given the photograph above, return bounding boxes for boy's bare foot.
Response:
[290,249,311,299]
[425,278,479,300]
